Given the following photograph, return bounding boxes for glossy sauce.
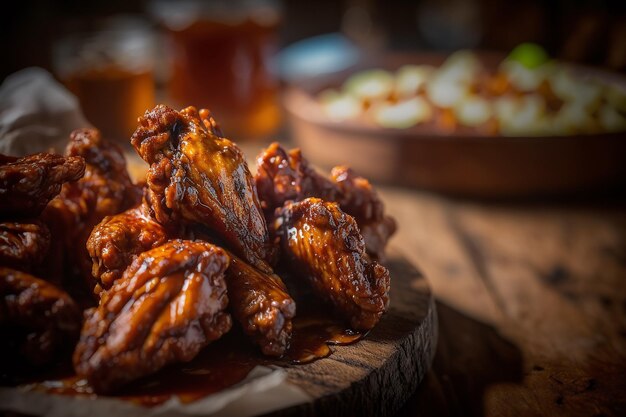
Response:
[285,302,363,364]
[18,298,363,407]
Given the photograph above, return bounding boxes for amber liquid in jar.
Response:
[63,67,155,141]
[53,20,156,142]
[165,17,280,140]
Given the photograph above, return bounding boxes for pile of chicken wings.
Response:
[0,105,395,393]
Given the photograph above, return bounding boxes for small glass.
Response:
[151,0,281,140]
[53,17,156,142]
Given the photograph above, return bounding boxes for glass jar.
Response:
[53,17,156,142]
[151,0,281,140]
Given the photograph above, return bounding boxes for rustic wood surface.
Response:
[378,188,626,417]
[273,251,438,417]
[130,144,626,416]
[122,147,439,417]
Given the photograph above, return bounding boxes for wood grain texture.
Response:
[126,145,626,416]
[381,188,626,417]
[270,251,438,417]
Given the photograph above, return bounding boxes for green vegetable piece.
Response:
[506,43,549,69]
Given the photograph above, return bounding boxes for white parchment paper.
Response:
[0,67,91,155]
[0,366,311,417]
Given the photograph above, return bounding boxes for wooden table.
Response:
[377,188,626,417]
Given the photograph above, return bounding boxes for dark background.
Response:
[2,0,626,82]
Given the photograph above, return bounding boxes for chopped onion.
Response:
[343,69,394,102]
[394,65,435,98]
[553,101,597,134]
[605,86,626,113]
[426,74,469,108]
[498,95,548,136]
[551,69,602,110]
[319,90,362,121]
[373,97,433,129]
[439,50,482,85]
[454,95,492,127]
[599,104,626,132]
[500,60,550,92]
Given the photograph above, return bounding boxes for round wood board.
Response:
[0,248,436,417]
[270,246,438,417]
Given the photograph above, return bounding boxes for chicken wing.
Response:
[131,105,274,272]
[224,255,295,356]
[0,153,85,217]
[0,267,81,371]
[199,107,223,137]
[73,239,232,393]
[254,142,338,220]
[275,198,390,330]
[87,202,169,294]
[50,128,141,225]
[0,220,50,272]
[44,128,141,291]
[330,166,397,260]
[255,143,395,259]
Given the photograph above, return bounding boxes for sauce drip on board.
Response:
[10,291,364,407]
[284,299,363,364]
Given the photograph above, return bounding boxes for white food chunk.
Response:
[500,60,550,92]
[319,90,362,121]
[551,69,602,111]
[394,65,435,98]
[497,95,549,136]
[344,69,394,102]
[454,95,492,127]
[599,104,626,132]
[373,97,433,129]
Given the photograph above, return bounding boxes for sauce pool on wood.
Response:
[18,303,363,406]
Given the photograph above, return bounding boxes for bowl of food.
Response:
[284,45,626,197]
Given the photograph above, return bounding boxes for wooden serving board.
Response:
[272,247,438,417]
[0,249,436,417]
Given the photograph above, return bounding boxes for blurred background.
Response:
[2,0,625,140]
[3,0,626,78]
[1,0,626,195]
[2,3,626,416]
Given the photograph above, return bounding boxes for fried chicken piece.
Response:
[131,105,274,272]
[255,143,338,220]
[73,240,232,393]
[255,143,395,259]
[199,107,223,136]
[87,202,169,294]
[357,218,397,262]
[0,267,81,370]
[330,166,397,260]
[225,255,295,356]
[275,198,390,330]
[51,128,141,225]
[44,128,141,291]
[182,225,294,355]
[0,220,50,272]
[0,153,85,217]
